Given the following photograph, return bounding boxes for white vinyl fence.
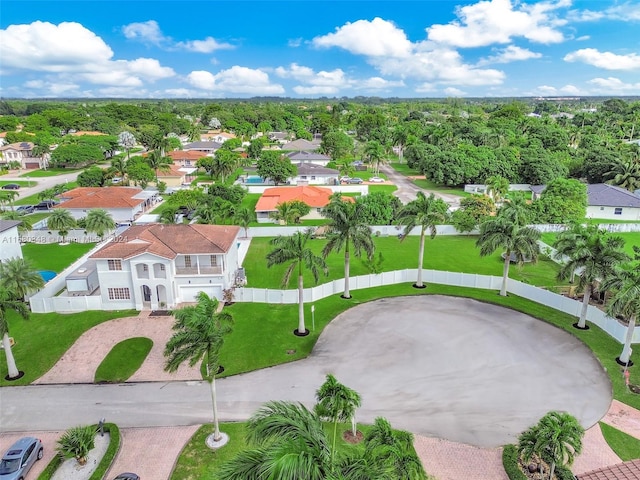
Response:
[233,268,639,346]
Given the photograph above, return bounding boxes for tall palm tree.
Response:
[211,150,239,184]
[233,207,254,238]
[159,205,178,224]
[0,190,18,211]
[476,216,540,297]
[363,140,385,176]
[552,223,590,283]
[266,230,328,336]
[396,192,450,289]
[518,411,584,480]
[84,209,115,240]
[321,195,375,299]
[164,292,233,443]
[605,159,640,192]
[146,150,172,185]
[601,263,640,365]
[269,200,309,225]
[0,257,45,301]
[315,374,362,461]
[391,126,408,163]
[47,208,76,243]
[0,287,30,380]
[110,157,128,184]
[557,227,628,329]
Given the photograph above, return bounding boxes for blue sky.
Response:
[1,0,639,99]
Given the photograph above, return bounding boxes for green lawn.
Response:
[14,181,78,206]
[22,242,96,272]
[171,421,423,480]
[24,212,51,224]
[599,422,640,460]
[390,162,420,176]
[0,310,137,386]
[368,184,398,194]
[413,178,471,198]
[586,218,640,224]
[19,168,83,177]
[243,235,563,290]
[541,232,640,258]
[94,337,153,383]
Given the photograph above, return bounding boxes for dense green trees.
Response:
[533,178,587,224]
[77,166,106,187]
[257,151,297,185]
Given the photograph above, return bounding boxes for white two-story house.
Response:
[89,223,241,310]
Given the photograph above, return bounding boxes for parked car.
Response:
[16,205,35,214]
[1,184,20,190]
[34,200,58,211]
[113,474,140,480]
[369,176,385,183]
[0,437,43,480]
[347,177,363,184]
[339,176,351,183]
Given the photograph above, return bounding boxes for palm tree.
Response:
[56,425,97,466]
[0,190,18,211]
[269,200,309,225]
[601,263,640,365]
[396,192,450,289]
[605,159,640,192]
[84,209,115,240]
[31,143,50,170]
[476,215,540,297]
[0,287,30,380]
[552,223,590,283]
[0,257,45,301]
[217,401,332,480]
[146,150,172,185]
[391,126,409,163]
[164,292,233,443]
[233,207,254,238]
[110,157,128,184]
[517,411,584,480]
[210,150,239,184]
[557,227,628,329]
[321,195,375,299]
[363,140,385,176]
[266,230,328,336]
[315,374,362,461]
[47,208,76,243]
[159,205,178,224]
[485,175,510,204]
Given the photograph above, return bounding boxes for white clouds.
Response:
[532,83,582,95]
[313,18,412,57]
[564,48,640,70]
[187,66,285,95]
[588,77,640,93]
[358,77,405,90]
[426,0,567,47]
[122,20,164,45]
[276,63,348,95]
[0,21,114,72]
[477,45,542,65]
[122,20,234,52]
[570,4,640,22]
[444,87,467,96]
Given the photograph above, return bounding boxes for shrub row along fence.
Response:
[233,268,639,346]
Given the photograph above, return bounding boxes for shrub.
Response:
[56,424,97,465]
[502,444,527,480]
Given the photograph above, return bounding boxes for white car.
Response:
[339,176,351,183]
[369,176,385,183]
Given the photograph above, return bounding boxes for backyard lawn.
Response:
[242,235,564,289]
[19,168,83,177]
[22,241,96,272]
[0,179,36,187]
[541,231,640,258]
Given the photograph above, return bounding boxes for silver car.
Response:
[0,437,43,480]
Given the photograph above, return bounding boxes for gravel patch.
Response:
[51,434,110,480]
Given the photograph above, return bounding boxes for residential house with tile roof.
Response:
[201,131,236,143]
[183,141,223,154]
[157,163,198,187]
[586,183,640,220]
[286,151,332,167]
[55,186,158,222]
[0,142,45,169]
[166,150,206,167]
[0,219,23,262]
[281,138,319,152]
[88,223,241,310]
[292,163,339,186]
[255,185,352,223]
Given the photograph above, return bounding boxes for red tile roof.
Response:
[166,150,206,161]
[255,186,348,212]
[90,223,240,260]
[577,459,640,480]
[56,187,145,209]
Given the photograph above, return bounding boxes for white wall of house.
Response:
[64,206,143,222]
[292,175,338,186]
[587,205,640,221]
[0,225,23,261]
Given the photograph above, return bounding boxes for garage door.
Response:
[179,285,222,303]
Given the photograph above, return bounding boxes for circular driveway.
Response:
[225,295,612,448]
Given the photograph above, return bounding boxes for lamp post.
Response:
[311,304,315,331]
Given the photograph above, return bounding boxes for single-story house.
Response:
[157,164,198,187]
[0,219,23,262]
[183,141,223,155]
[287,151,331,167]
[55,186,158,222]
[292,163,339,186]
[166,150,206,167]
[0,142,46,169]
[201,131,236,143]
[586,183,640,220]
[88,223,242,310]
[255,185,351,223]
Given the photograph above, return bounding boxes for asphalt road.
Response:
[0,296,612,448]
[379,163,463,207]
[2,169,80,203]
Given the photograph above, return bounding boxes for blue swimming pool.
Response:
[38,270,57,282]
[246,175,265,184]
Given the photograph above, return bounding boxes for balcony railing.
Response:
[175,266,223,275]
